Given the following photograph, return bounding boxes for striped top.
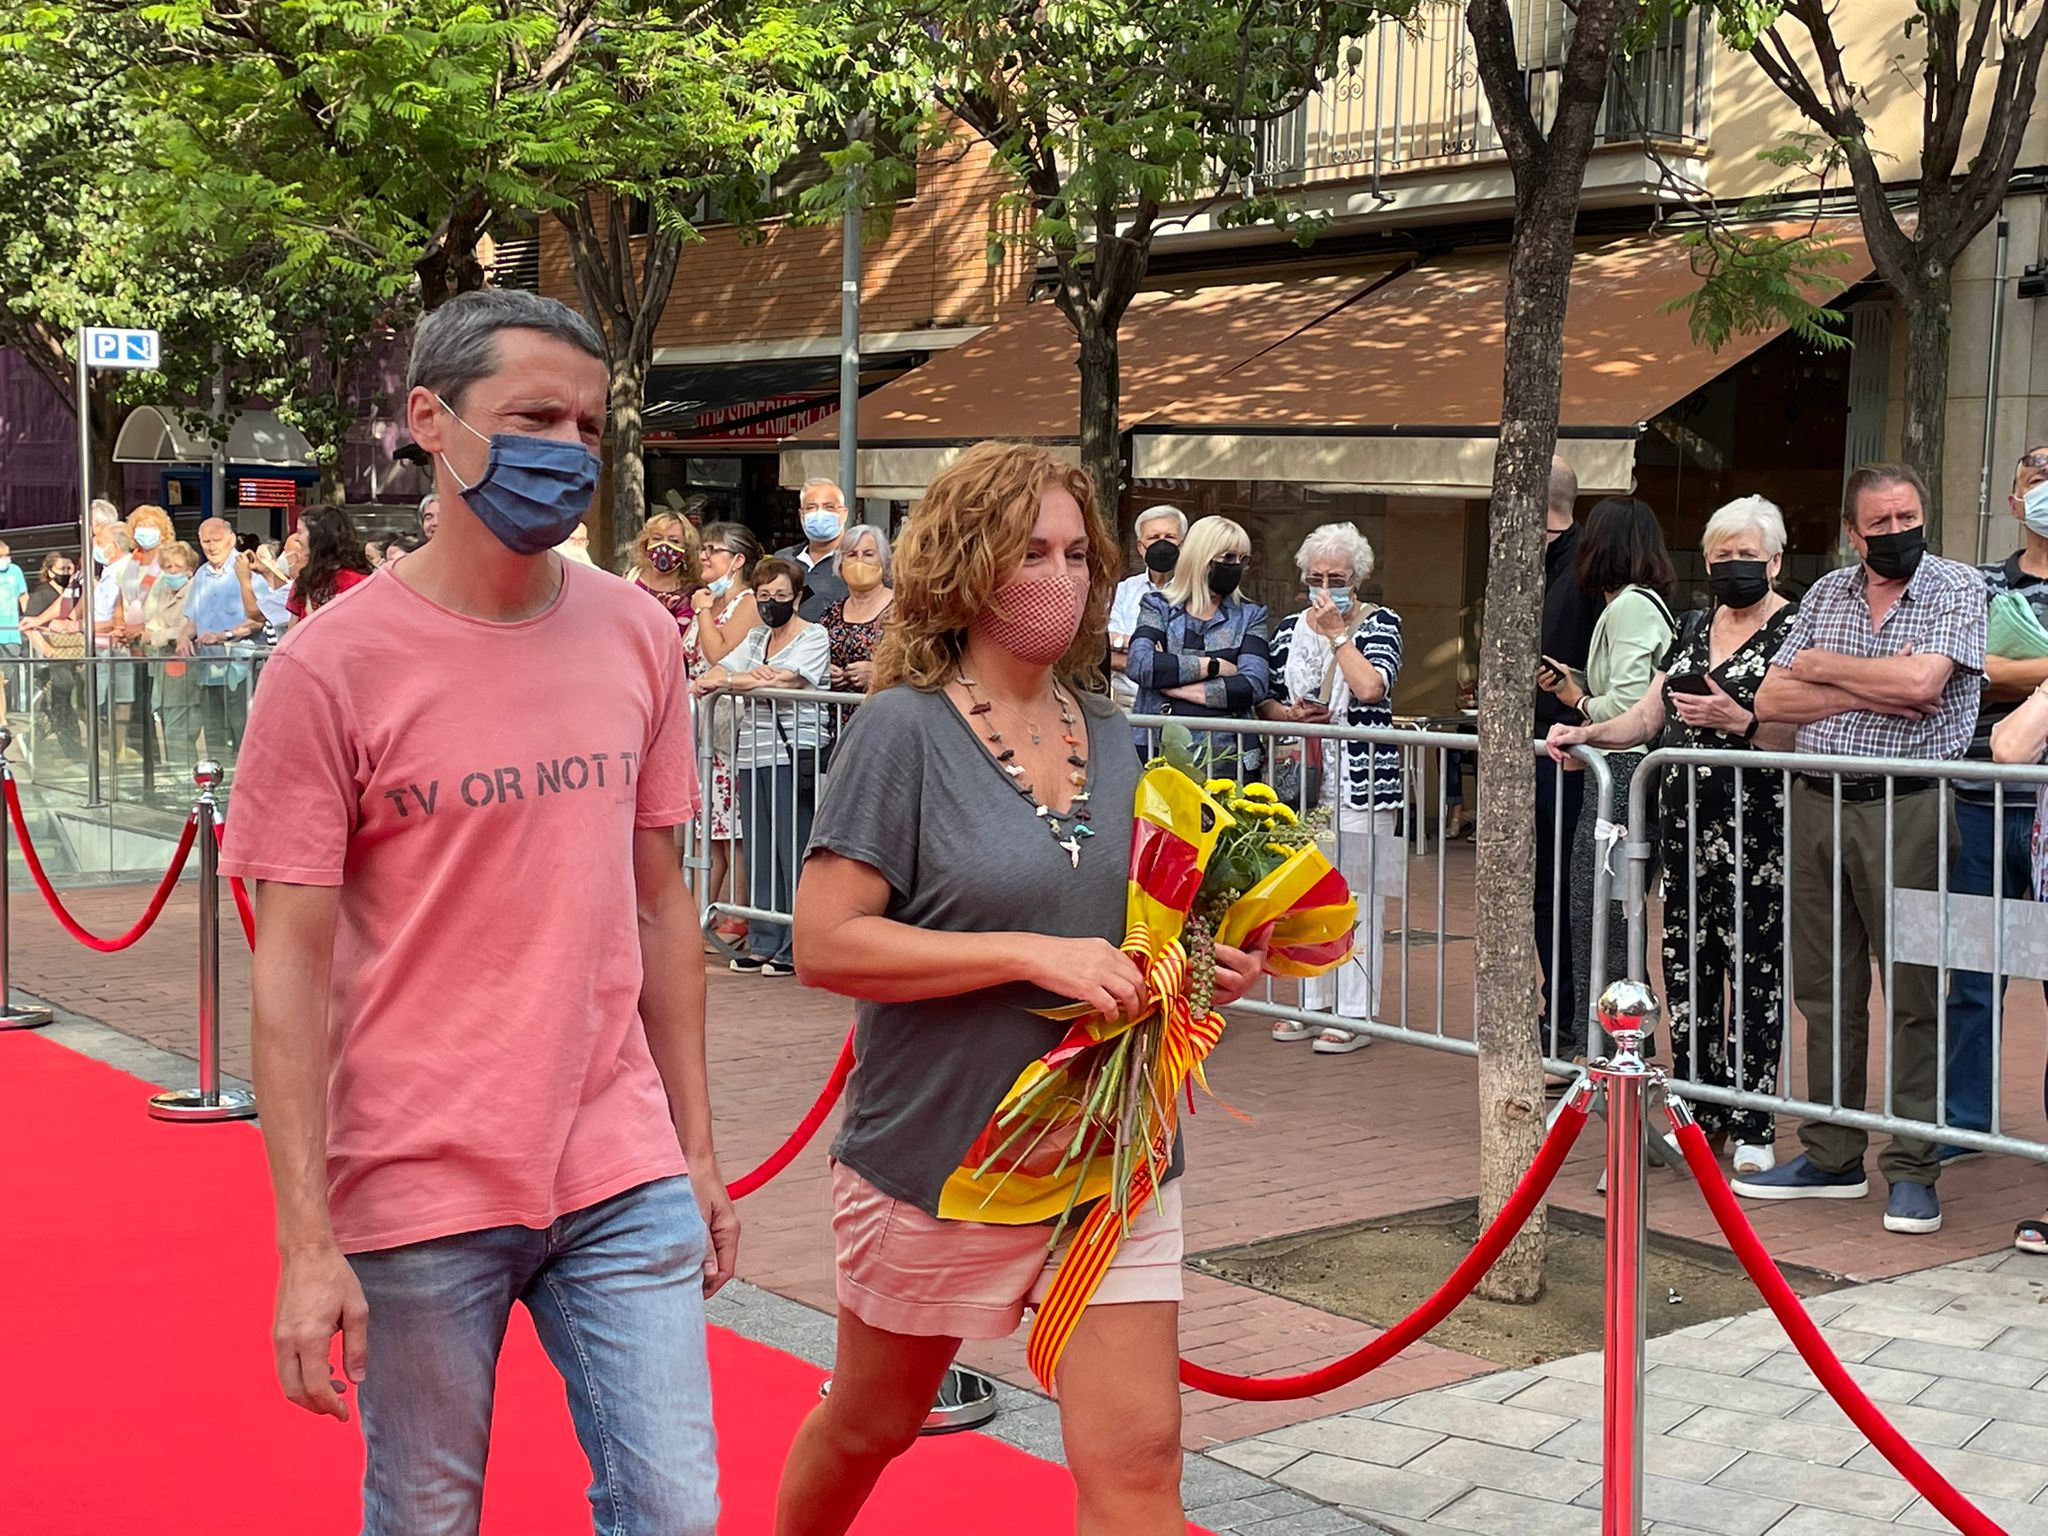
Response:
[1269,606,1405,810]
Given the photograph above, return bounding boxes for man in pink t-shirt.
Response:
[222,289,734,1536]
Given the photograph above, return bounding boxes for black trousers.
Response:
[1534,755,1582,1055]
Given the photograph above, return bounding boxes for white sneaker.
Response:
[1733,1142,1776,1177]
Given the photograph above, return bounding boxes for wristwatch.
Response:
[1742,710,1761,742]
[1206,657,1221,680]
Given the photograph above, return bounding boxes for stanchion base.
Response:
[0,1003,53,1031]
[818,1364,999,1435]
[147,1087,258,1123]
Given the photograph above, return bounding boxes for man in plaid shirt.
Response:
[1744,463,1986,1235]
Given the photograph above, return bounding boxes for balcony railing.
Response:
[1249,2,1713,191]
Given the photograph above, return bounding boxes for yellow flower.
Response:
[1241,783,1279,803]
[1269,803,1299,824]
[1266,842,1297,857]
[1204,778,1238,797]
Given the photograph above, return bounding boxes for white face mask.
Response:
[134,526,162,551]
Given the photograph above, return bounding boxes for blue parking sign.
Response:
[83,326,161,371]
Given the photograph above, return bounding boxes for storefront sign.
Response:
[646,392,838,447]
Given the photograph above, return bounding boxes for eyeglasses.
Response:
[1212,553,1246,566]
[1303,574,1351,589]
[2021,450,2048,471]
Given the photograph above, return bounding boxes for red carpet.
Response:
[0,1034,1204,1534]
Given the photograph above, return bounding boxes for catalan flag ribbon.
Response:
[936,763,1361,1392]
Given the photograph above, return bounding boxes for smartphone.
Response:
[1666,672,1716,697]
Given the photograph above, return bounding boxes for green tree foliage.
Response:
[843,0,1418,516]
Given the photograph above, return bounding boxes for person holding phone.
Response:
[1535,497,1677,1064]
[1546,498,1799,1168]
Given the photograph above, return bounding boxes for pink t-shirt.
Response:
[220,561,701,1253]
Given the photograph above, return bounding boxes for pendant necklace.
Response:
[958,674,1096,867]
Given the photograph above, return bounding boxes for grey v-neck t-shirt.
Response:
[805,682,1146,1217]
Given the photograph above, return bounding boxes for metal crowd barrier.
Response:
[8,651,273,811]
[693,688,1621,1069]
[1623,746,2048,1164]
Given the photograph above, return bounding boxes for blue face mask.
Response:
[1328,588,1354,615]
[162,573,190,591]
[802,509,842,543]
[435,394,600,556]
[2024,482,2048,539]
[707,573,733,598]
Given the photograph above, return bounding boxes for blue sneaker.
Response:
[1884,1182,1942,1234]
[1730,1153,1868,1201]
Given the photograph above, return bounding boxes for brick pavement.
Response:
[9,857,2047,1458]
[1216,1250,2048,1534]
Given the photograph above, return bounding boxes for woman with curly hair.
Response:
[285,506,376,622]
[776,441,1271,1535]
[628,512,701,633]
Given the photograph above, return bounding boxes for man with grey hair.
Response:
[418,491,440,540]
[89,497,120,528]
[1109,504,1187,707]
[178,517,264,754]
[222,287,729,1533]
[1536,455,1599,1060]
[1748,463,1985,1234]
[780,475,848,620]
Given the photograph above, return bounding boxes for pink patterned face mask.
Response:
[973,569,1088,666]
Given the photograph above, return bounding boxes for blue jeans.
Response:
[346,1176,719,1536]
[1942,797,2038,1133]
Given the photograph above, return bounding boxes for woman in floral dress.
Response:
[1546,497,1800,1173]
[820,523,895,695]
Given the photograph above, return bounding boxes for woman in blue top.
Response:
[1125,515,1271,774]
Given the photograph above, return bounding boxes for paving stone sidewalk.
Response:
[1214,1251,2048,1534]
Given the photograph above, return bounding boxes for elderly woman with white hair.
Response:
[1261,522,1405,1054]
[1546,495,1800,1171]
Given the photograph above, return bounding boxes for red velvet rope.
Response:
[1179,1092,1594,1400]
[212,826,256,949]
[5,777,199,953]
[727,1027,856,1201]
[1672,1119,2004,1536]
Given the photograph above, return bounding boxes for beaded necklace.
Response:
[957,674,1096,867]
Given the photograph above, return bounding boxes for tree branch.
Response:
[1466,0,1545,171]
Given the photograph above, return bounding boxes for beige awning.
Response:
[1129,220,1872,494]
[779,271,1394,496]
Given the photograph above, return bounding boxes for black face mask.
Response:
[1144,539,1181,575]
[1861,526,1926,583]
[1208,561,1244,598]
[758,596,797,629]
[1707,559,1771,610]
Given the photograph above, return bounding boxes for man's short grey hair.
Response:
[419,493,440,514]
[1547,456,1579,518]
[1702,495,1788,560]
[1294,521,1376,585]
[1134,504,1187,539]
[801,477,846,503]
[842,520,893,579]
[406,290,606,406]
[90,498,119,526]
[103,526,134,553]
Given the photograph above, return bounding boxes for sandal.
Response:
[1311,1027,1372,1054]
[1270,1019,1318,1043]
[2017,1218,2048,1256]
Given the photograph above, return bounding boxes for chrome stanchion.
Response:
[0,729,52,1031]
[148,760,255,1122]
[1595,978,1658,1536]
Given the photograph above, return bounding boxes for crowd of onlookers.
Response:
[32,447,2048,1254]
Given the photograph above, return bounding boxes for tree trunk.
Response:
[1470,193,1581,1303]
[1465,0,1633,1304]
[89,383,123,507]
[1074,311,1122,524]
[1898,266,1954,550]
[603,360,651,565]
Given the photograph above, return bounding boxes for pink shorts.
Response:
[830,1161,1185,1340]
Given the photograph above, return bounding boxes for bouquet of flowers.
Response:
[937,725,1360,1389]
